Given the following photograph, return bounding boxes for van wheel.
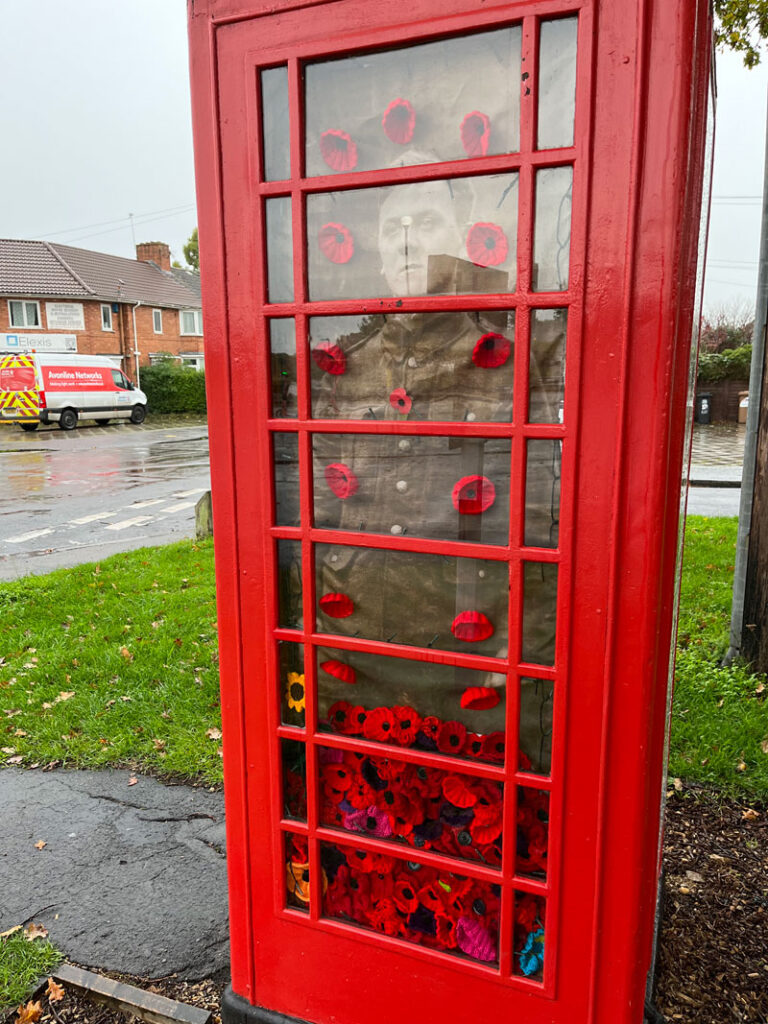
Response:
[58,409,78,431]
[100,419,111,426]
[130,404,146,424]
[20,422,39,432]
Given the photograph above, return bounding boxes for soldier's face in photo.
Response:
[377,180,463,296]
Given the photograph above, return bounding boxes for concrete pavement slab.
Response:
[0,768,229,980]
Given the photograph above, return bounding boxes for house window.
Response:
[152,309,163,334]
[101,304,113,331]
[8,300,41,328]
[180,352,205,371]
[180,309,203,335]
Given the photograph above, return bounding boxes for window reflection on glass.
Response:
[274,433,300,527]
[307,173,518,300]
[524,440,561,549]
[513,891,546,980]
[317,646,506,764]
[270,318,298,418]
[261,66,290,181]
[318,746,504,866]
[321,841,501,964]
[521,562,557,666]
[305,27,521,177]
[282,738,307,821]
[315,543,509,656]
[309,311,515,423]
[537,18,578,151]
[529,308,566,424]
[279,641,305,728]
[277,539,303,629]
[266,197,294,302]
[532,167,572,293]
[515,787,549,880]
[285,832,310,911]
[313,434,511,545]
[519,677,554,776]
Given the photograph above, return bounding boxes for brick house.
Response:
[0,240,205,381]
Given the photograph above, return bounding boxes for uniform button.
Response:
[397,439,411,452]
[466,412,477,422]
[478,570,485,578]
[331,555,338,563]
[390,524,403,535]
[407,357,418,368]
[396,480,408,493]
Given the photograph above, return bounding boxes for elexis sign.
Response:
[41,367,113,392]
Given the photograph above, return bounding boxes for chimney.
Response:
[136,241,171,272]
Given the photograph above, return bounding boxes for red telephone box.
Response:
[187,1,712,1021]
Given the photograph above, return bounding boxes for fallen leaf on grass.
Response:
[34,840,46,850]
[761,738,768,754]
[127,776,138,786]
[1,747,16,755]
[24,923,48,940]
[217,746,223,759]
[16,1000,42,1024]
[55,691,75,704]
[45,979,65,1003]
[742,808,760,821]
[206,728,222,741]
[14,729,27,737]
[152,738,166,751]
[7,756,23,765]
[755,682,766,696]
[119,647,133,661]
[736,758,747,772]
[673,778,683,792]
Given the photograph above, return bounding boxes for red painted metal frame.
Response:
[188,0,712,1019]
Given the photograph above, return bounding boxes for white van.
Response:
[0,352,148,431]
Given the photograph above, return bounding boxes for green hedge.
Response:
[697,344,752,384]
[139,362,207,414]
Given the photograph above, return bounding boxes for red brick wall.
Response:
[0,297,205,373]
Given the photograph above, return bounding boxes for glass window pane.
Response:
[9,301,22,326]
[322,840,501,964]
[319,746,503,866]
[282,738,307,821]
[274,432,300,527]
[307,173,518,300]
[532,166,572,293]
[513,892,546,980]
[305,27,521,177]
[316,543,509,656]
[537,17,578,150]
[521,562,557,666]
[529,308,567,424]
[310,312,514,422]
[266,197,294,302]
[524,440,561,549]
[279,641,305,728]
[270,319,298,418]
[318,647,506,764]
[25,302,39,326]
[261,66,290,181]
[278,539,303,629]
[515,787,549,880]
[313,434,510,545]
[285,832,310,911]
[519,677,554,776]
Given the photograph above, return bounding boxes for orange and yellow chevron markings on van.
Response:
[0,354,41,421]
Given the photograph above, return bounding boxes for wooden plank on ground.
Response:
[52,963,211,1024]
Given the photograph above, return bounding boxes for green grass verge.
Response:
[0,931,62,1010]
[670,515,768,800]
[0,540,223,785]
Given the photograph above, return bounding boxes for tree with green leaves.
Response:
[183,227,199,271]
[715,0,768,66]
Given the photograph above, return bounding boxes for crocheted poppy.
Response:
[451,611,494,642]
[324,463,358,500]
[319,592,355,618]
[481,731,506,763]
[466,222,509,267]
[344,805,393,838]
[460,110,491,157]
[286,859,311,903]
[311,340,347,375]
[451,475,496,515]
[464,733,485,758]
[389,387,412,413]
[319,129,358,172]
[369,898,401,936]
[319,660,356,687]
[391,705,422,746]
[472,332,512,369]
[285,671,306,712]
[393,879,419,915]
[362,705,397,742]
[382,98,415,144]
[318,222,355,264]
[442,774,478,808]
[328,700,356,734]
[436,719,467,755]
[436,911,459,949]
[460,685,500,711]
[420,716,441,742]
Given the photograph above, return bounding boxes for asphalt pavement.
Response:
[0,418,211,580]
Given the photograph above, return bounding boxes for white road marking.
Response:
[5,528,54,544]
[129,498,165,509]
[160,501,197,514]
[172,489,206,498]
[105,516,154,532]
[71,511,118,525]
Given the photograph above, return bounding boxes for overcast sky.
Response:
[1,1,766,319]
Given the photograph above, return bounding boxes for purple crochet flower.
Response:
[343,804,393,838]
[456,916,496,962]
[319,747,345,764]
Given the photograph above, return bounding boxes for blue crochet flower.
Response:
[518,927,545,977]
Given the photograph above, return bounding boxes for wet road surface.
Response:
[0,419,211,580]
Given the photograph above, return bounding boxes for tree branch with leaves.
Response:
[715,0,768,67]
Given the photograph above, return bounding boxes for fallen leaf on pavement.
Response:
[0,925,21,939]
[45,979,65,1003]
[127,776,138,786]
[34,840,46,850]
[24,923,48,940]
[206,727,222,741]
[16,1000,42,1024]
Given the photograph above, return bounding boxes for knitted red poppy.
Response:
[466,222,508,267]
[460,685,501,711]
[472,332,512,369]
[319,129,358,172]
[481,731,506,763]
[320,659,357,685]
[451,611,494,642]
[452,475,496,515]
[460,110,491,157]
[319,592,355,618]
[324,463,358,499]
[311,340,347,375]
[436,719,467,755]
[391,705,422,746]
[442,774,478,808]
[362,705,397,742]
[389,387,412,413]
[318,222,355,264]
[382,98,415,144]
